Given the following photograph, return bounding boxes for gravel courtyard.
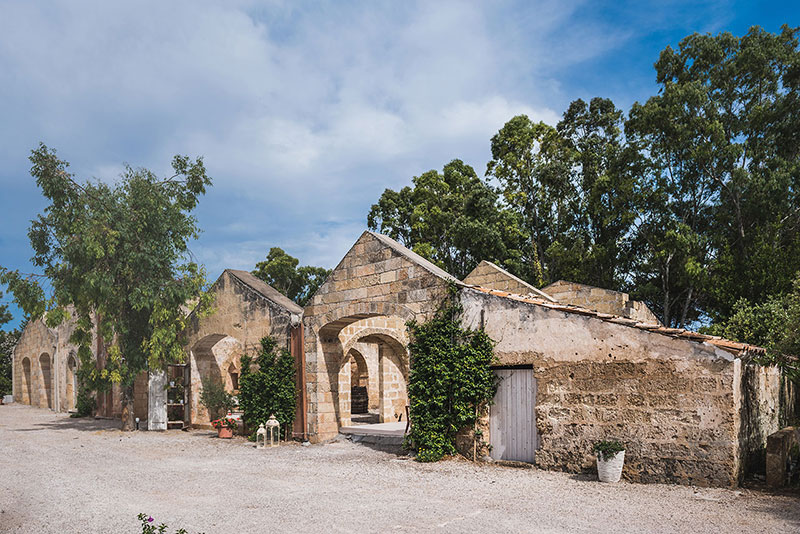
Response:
[1,405,798,533]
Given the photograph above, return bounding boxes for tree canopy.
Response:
[252,247,329,307]
[368,159,526,280]
[0,144,213,427]
[368,25,800,336]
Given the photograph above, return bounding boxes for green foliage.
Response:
[137,513,203,534]
[627,25,800,326]
[368,159,527,281]
[405,284,498,462]
[238,337,297,439]
[0,144,213,428]
[593,440,625,461]
[705,274,800,380]
[487,99,640,291]
[0,324,21,397]
[199,375,236,421]
[252,247,330,306]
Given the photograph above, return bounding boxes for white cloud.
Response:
[0,0,634,274]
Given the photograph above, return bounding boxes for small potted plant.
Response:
[211,416,238,439]
[594,440,625,483]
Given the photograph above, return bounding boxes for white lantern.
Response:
[266,414,280,447]
[256,423,267,449]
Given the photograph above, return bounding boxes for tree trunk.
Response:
[120,384,135,431]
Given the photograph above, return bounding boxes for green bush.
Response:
[238,336,297,439]
[593,440,625,461]
[404,284,498,462]
[199,375,235,421]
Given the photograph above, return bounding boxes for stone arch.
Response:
[190,333,243,423]
[66,354,78,411]
[330,327,409,428]
[39,353,52,409]
[21,357,32,405]
[315,301,416,336]
[344,348,370,415]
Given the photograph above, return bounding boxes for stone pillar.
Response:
[338,358,351,427]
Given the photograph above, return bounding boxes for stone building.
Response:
[180,269,303,430]
[300,231,788,487]
[12,316,80,413]
[10,229,791,487]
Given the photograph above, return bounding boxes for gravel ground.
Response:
[1,404,798,534]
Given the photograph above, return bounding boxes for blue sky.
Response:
[0,1,797,328]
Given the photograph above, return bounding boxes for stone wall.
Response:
[463,261,553,300]
[735,362,782,479]
[303,231,453,442]
[12,317,83,413]
[542,280,661,324]
[460,287,746,487]
[183,269,301,427]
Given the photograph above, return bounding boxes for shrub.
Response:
[199,375,235,421]
[238,336,297,439]
[137,513,204,534]
[593,440,625,461]
[404,283,498,462]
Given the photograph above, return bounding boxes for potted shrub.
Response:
[594,440,625,483]
[199,376,236,421]
[211,416,238,439]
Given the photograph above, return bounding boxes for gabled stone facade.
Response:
[542,279,661,324]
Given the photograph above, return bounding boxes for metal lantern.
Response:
[266,414,280,447]
[256,423,267,449]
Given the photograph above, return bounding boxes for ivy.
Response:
[238,337,297,439]
[405,284,498,462]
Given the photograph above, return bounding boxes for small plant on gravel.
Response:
[593,440,625,460]
[137,513,204,534]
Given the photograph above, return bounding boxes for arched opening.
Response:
[66,355,78,411]
[190,333,243,423]
[21,357,32,405]
[227,362,239,392]
[346,348,370,420]
[39,353,52,409]
[333,330,409,429]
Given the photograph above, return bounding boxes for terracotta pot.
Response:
[217,427,234,439]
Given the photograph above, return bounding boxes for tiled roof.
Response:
[466,285,765,357]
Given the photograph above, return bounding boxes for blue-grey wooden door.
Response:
[490,368,536,463]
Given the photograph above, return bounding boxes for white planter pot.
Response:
[597,450,625,483]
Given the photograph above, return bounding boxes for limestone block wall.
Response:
[13,317,82,413]
[463,261,551,299]
[303,231,453,441]
[542,280,661,324]
[183,270,299,426]
[460,287,751,487]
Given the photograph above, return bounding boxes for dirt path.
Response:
[0,404,797,533]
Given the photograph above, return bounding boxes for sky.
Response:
[0,1,797,328]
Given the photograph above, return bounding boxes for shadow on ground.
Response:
[12,416,122,432]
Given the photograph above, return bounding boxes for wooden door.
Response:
[148,370,167,431]
[490,368,537,463]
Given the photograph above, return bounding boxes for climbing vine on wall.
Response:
[405,283,498,462]
[238,336,297,439]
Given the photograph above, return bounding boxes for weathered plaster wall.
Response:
[183,270,299,426]
[460,287,742,487]
[542,280,660,324]
[303,231,452,442]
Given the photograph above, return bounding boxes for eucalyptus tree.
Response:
[627,25,800,324]
[1,144,212,429]
[368,159,526,280]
